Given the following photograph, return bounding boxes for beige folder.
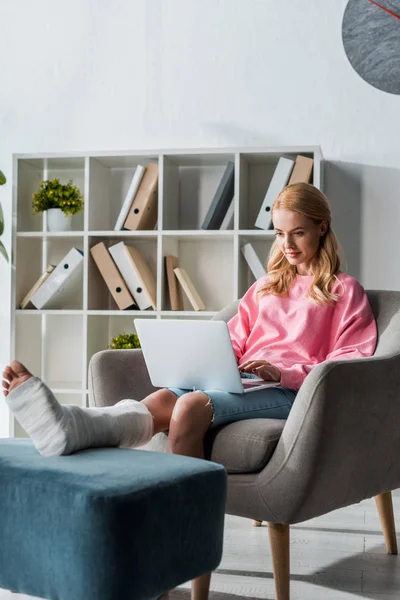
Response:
[123,162,159,231]
[288,155,314,185]
[165,255,184,311]
[90,242,136,310]
[173,267,205,311]
[20,265,55,309]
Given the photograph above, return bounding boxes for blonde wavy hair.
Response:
[257,182,342,305]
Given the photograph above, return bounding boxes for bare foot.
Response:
[2,360,33,397]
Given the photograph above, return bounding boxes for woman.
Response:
[2,182,377,459]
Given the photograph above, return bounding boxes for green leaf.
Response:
[0,202,3,235]
[0,240,9,262]
[0,171,6,186]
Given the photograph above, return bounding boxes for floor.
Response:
[1,491,400,600]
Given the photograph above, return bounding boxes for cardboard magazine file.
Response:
[288,155,314,185]
[123,162,159,231]
[165,255,184,311]
[108,242,156,310]
[241,244,267,280]
[114,164,146,231]
[20,265,55,309]
[254,156,295,230]
[90,242,136,310]
[173,267,205,311]
[30,248,84,309]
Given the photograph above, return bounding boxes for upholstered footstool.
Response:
[0,439,227,600]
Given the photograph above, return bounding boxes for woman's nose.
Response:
[284,235,295,247]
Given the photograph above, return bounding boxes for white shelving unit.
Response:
[10,146,322,437]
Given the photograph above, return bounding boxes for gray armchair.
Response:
[88,290,400,600]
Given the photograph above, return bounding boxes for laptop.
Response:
[134,319,277,394]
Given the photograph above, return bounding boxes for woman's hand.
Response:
[239,360,281,382]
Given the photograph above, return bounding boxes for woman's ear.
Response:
[320,220,328,236]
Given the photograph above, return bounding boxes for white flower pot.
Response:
[47,208,72,232]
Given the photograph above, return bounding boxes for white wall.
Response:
[1,0,399,435]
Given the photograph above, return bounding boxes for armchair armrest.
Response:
[255,352,400,523]
[88,349,158,408]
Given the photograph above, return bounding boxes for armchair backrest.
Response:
[366,290,400,357]
[212,300,239,324]
[213,290,400,359]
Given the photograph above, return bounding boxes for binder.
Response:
[108,242,156,310]
[30,248,84,309]
[123,162,159,231]
[241,244,267,280]
[114,165,146,231]
[165,255,184,311]
[254,157,295,230]
[173,267,205,311]
[20,265,55,309]
[220,197,234,230]
[288,155,314,185]
[201,161,235,230]
[90,242,136,310]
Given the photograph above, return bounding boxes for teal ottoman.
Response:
[0,439,227,600]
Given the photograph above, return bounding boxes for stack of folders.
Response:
[255,155,314,230]
[114,162,159,231]
[165,255,205,311]
[90,241,156,310]
[201,161,235,230]
[20,248,84,310]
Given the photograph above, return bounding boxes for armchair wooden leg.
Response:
[375,491,398,555]
[268,523,290,600]
[191,572,211,600]
[252,519,262,527]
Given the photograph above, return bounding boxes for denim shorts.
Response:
[167,384,297,429]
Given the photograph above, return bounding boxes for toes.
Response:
[3,366,17,381]
[9,360,31,378]
[2,378,10,396]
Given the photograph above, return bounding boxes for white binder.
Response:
[220,197,235,230]
[114,165,146,231]
[30,248,84,309]
[241,244,267,280]
[108,242,156,310]
[254,157,295,230]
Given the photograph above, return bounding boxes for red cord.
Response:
[368,0,400,20]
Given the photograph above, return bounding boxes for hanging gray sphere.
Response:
[342,0,400,95]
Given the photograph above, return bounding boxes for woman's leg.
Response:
[2,360,177,457]
[163,385,297,459]
[167,391,214,459]
[140,389,179,434]
[207,386,296,429]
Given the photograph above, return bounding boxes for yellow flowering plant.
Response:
[108,333,141,350]
[32,178,84,216]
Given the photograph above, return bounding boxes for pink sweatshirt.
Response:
[228,273,377,391]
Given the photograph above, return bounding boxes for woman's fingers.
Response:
[240,362,281,382]
[256,365,281,382]
[240,362,259,373]
[240,360,272,373]
[240,360,263,369]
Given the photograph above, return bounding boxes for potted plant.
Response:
[0,170,8,262]
[32,178,84,232]
[108,333,141,349]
